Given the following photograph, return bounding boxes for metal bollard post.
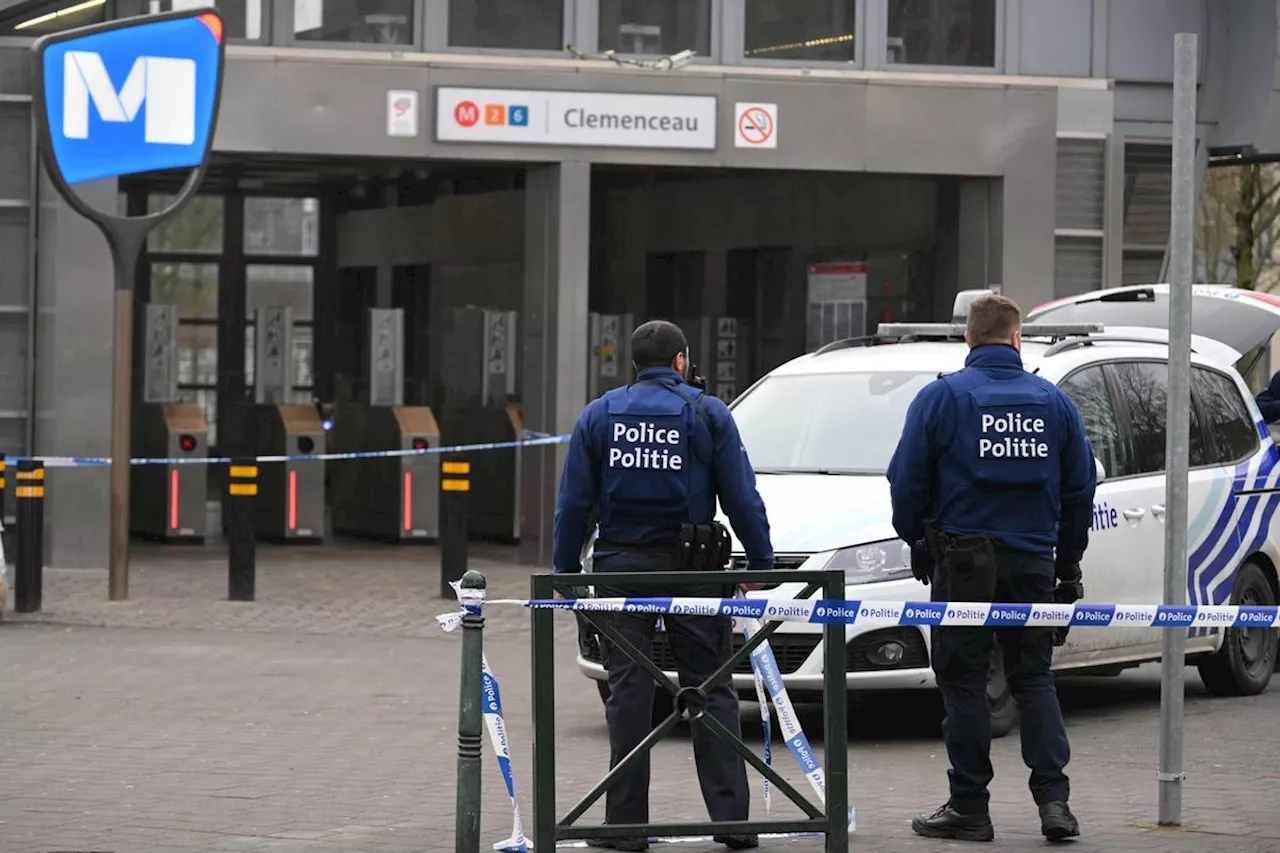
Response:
[440,459,471,599]
[455,569,486,853]
[15,459,44,613]
[227,459,258,602]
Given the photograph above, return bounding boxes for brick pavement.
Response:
[1,544,1279,852]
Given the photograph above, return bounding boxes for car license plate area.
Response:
[656,616,747,638]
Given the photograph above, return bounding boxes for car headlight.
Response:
[824,539,914,584]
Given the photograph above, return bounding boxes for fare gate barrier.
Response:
[527,569,851,853]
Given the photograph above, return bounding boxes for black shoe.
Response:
[911,802,995,842]
[713,834,758,850]
[1039,801,1080,842]
[585,838,648,851]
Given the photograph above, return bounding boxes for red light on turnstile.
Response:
[179,434,196,453]
[404,471,412,532]
[411,437,427,451]
[170,469,179,529]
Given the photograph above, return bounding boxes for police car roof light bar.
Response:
[874,322,1104,340]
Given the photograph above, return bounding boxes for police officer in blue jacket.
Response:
[554,319,774,852]
[887,294,1096,844]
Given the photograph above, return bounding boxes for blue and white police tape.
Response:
[738,604,856,832]
[440,581,531,853]
[10,431,571,469]
[461,596,1280,630]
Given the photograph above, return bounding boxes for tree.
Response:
[1195,162,1280,291]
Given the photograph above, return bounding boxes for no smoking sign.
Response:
[734,102,777,149]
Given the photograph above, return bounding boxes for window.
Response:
[745,0,857,62]
[1058,366,1124,481]
[1122,143,1171,285]
[598,0,711,57]
[448,0,563,50]
[245,197,320,256]
[730,371,939,473]
[887,0,996,67]
[1106,361,1208,475]
[150,262,219,320]
[1194,368,1260,464]
[245,265,315,396]
[148,195,224,253]
[293,0,413,45]
[144,0,263,39]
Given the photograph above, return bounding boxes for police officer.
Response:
[886,294,1096,844]
[554,319,774,852]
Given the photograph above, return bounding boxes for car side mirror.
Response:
[1095,457,1107,484]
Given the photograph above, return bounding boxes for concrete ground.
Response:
[2,543,1279,852]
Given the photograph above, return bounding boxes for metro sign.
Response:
[33,9,225,186]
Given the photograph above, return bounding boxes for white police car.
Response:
[575,285,1280,735]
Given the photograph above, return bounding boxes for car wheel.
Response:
[1197,561,1278,697]
[988,640,1019,739]
[595,678,677,726]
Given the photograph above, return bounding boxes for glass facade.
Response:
[449,0,564,50]
[887,0,996,67]
[148,195,224,253]
[146,0,263,39]
[598,0,711,57]
[745,0,857,62]
[294,0,414,45]
[245,198,320,257]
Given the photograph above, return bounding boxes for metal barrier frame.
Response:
[530,570,849,853]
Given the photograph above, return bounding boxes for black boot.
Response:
[585,838,648,851]
[911,802,995,842]
[1039,801,1080,842]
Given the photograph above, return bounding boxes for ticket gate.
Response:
[440,405,521,542]
[331,405,441,542]
[221,403,326,543]
[130,403,209,542]
[131,303,209,542]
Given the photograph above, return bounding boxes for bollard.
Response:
[440,459,470,599]
[455,569,486,853]
[227,459,258,601]
[15,459,44,613]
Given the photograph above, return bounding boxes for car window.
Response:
[1193,367,1260,464]
[1058,366,1125,479]
[1107,360,1207,475]
[729,371,939,474]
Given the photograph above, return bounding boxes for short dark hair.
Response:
[965,294,1022,347]
[631,320,688,370]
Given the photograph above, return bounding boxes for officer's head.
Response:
[964,294,1023,351]
[632,320,691,378]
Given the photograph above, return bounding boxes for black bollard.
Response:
[455,569,486,853]
[440,459,471,599]
[227,459,258,601]
[15,459,44,613]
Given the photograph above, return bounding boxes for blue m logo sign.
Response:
[34,10,224,185]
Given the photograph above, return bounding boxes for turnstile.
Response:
[331,405,441,542]
[131,302,209,542]
[441,306,521,542]
[130,402,209,542]
[221,403,326,543]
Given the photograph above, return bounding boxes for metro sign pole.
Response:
[31,9,226,600]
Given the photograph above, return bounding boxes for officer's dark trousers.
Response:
[594,551,750,827]
[930,550,1070,815]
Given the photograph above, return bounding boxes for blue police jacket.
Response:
[1256,371,1280,423]
[886,345,1097,564]
[553,367,774,574]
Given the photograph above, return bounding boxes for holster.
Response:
[676,520,733,570]
[934,529,998,604]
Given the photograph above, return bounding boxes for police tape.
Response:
[438,584,856,848]
[452,596,1280,630]
[5,431,571,469]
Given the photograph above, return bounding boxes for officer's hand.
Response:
[1053,579,1084,605]
[556,584,592,600]
[1055,559,1083,585]
[910,543,932,586]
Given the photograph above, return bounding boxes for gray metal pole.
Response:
[1158,31,1197,827]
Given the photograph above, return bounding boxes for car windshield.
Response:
[730,371,939,475]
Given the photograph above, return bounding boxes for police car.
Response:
[575,284,1280,735]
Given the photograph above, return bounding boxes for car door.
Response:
[1102,359,1223,657]
[1055,362,1152,659]
[1185,366,1280,651]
